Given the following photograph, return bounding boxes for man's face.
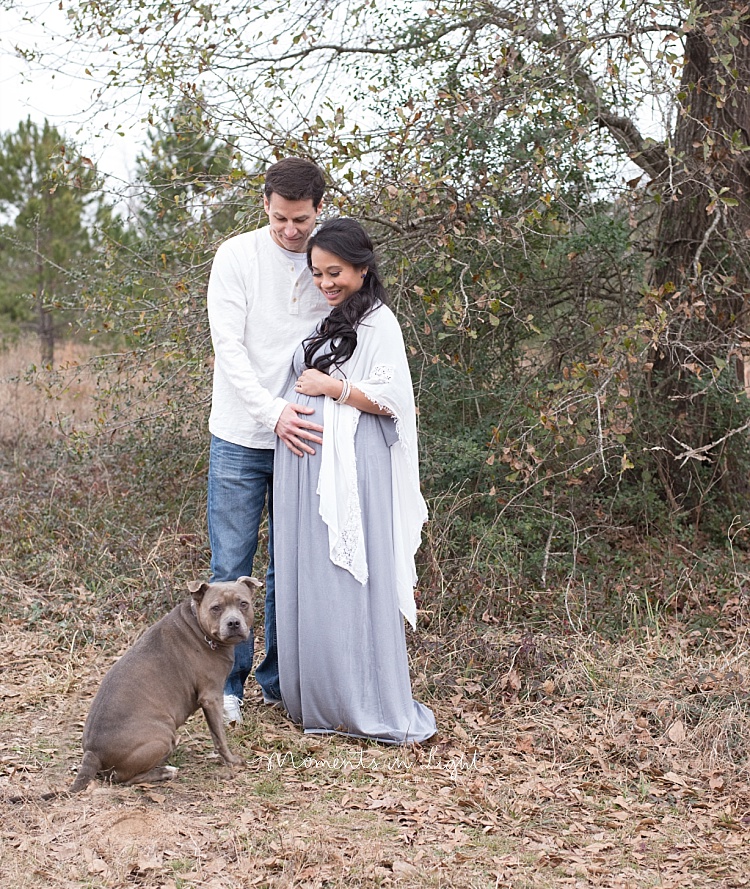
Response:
[264,193,322,252]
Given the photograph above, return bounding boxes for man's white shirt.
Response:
[207,226,329,449]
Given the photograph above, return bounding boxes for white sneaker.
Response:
[223,693,243,726]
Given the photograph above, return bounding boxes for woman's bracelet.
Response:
[335,379,351,404]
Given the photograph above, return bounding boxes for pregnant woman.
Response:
[273,217,436,744]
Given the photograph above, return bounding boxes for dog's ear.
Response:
[237,576,262,590]
[188,580,210,602]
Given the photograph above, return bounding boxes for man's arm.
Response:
[207,243,284,426]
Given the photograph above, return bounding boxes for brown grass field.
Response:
[1,339,750,887]
[0,339,101,439]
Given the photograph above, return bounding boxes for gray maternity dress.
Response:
[274,346,436,744]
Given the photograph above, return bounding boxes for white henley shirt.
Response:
[207,226,330,449]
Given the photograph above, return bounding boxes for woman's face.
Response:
[309,246,367,307]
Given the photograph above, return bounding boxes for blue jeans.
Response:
[207,435,279,702]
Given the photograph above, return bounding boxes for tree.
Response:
[55,98,253,443]
[134,98,242,241]
[643,2,750,513]
[49,0,750,538]
[0,118,100,364]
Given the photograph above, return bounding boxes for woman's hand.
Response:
[293,368,339,398]
[294,369,393,416]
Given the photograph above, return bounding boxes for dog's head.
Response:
[187,576,258,645]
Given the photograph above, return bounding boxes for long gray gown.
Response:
[274,345,436,744]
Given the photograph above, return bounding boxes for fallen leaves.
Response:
[3,622,750,887]
[667,718,687,743]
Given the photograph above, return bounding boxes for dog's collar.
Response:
[190,600,221,650]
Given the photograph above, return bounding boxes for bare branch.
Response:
[672,418,750,467]
[246,17,494,64]
[594,111,669,179]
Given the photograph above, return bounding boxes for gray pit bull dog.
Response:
[69,576,258,792]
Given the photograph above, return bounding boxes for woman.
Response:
[274,217,436,744]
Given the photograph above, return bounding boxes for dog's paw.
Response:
[223,753,244,767]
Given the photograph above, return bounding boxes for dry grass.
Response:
[0,338,101,442]
[2,578,750,887]
[2,338,750,886]
[0,337,199,448]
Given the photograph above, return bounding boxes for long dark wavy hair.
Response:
[303,218,389,372]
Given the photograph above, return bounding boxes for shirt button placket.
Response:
[290,265,299,315]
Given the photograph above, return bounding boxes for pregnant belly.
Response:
[288,391,325,427]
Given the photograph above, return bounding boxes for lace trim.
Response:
[371,363,394,383]
[334,491,367,579]
[329,411,368,583]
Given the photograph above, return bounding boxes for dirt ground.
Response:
[2,580,750,888]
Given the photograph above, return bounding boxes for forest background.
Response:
[2,1,750,886]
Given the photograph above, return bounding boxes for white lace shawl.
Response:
[316,302,428,628]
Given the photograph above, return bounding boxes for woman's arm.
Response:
[293,368,392,416]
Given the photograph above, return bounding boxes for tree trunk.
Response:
[653,1,750,291]
[647,0,750,514]
[37,289,55,366]
[34,218,55,367]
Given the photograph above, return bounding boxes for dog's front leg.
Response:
[200,695,242,766]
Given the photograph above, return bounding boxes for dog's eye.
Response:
[239,600,250,610]
[210,604,222,613]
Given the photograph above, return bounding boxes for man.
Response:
[206,158,328,724]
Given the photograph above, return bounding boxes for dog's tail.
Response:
[67,750,102,794]
[6,751,102,804]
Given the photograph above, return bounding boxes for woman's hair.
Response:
[303,218,389,372]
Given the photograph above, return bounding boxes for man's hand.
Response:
[275,403,323,457]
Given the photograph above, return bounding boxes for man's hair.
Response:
[264,158,325,207]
